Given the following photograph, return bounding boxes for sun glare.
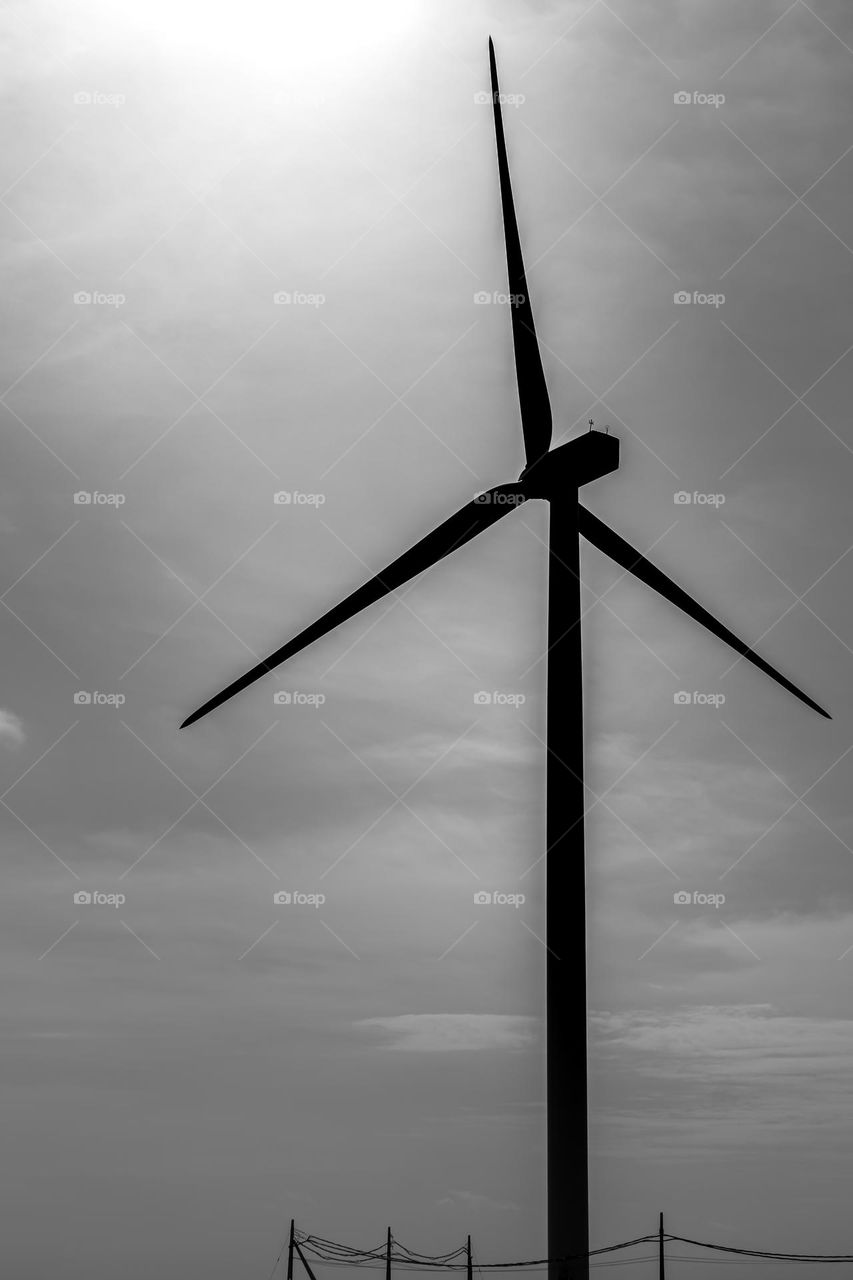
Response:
[107,0,421,77]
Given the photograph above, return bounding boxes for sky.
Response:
[1,0,853,1276]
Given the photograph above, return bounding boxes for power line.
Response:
[279,1222,853,1276]
[669,1234,853,1263]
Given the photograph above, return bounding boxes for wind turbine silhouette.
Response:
[180,38,829,1280]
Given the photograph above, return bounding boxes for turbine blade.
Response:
[488,37,552,466]
[181,485,527,728]
[577,506,830,719]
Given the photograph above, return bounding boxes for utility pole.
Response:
[287,1219,295,1280]
[467,1235,473,1280]
[386,1227,392,1280]
[659,1213,665,1280]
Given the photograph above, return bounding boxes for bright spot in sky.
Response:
[97,0,423,76]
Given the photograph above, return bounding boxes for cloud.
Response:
[0,709,24,748]
[591,1004,853,1153]
[356,1013,537,1052]
[435,1189,521,1213]
[594,1004,853,1078]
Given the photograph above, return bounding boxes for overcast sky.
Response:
[2,0,853,1276]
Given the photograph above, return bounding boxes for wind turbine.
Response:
[180,39,830,1280]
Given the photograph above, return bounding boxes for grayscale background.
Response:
[2,1,852,1276]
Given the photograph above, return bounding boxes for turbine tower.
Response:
[180,40,829,1280]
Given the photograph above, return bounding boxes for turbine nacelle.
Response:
[519,429,620,500]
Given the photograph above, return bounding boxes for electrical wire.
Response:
[276,1224,853,1275]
